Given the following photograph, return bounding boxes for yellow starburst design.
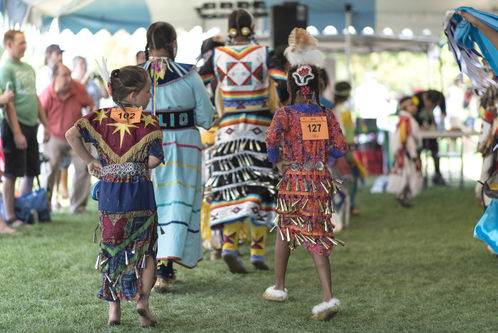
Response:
[141,113,157,128]
[107,122,139,148]
[93,109,109,125]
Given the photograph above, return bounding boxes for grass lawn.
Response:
[1,181,497,332]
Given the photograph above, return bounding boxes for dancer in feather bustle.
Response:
[66,66,163,327]
[263,28,348,321]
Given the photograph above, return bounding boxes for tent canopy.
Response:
[2,0,496,36]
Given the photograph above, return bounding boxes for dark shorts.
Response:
[1,119,40,178]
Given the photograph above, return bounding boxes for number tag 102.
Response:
[300,116,328,140]
[110,107,142,124]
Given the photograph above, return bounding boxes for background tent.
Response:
[1,0,496,36]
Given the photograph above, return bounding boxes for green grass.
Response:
[1,181,497,332]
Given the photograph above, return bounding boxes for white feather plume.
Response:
[95,57,111,83]
[284,28,324,67]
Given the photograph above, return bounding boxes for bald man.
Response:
[39,63,94,213]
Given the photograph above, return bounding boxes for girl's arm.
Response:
[66,125,101,177]
[148,156,161,169]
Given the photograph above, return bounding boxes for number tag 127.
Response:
[110,107,142,124]
[300,116,328,140]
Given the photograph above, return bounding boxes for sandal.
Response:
[5,217,26,227]
[311,298,340,321]
[263,286,287,302]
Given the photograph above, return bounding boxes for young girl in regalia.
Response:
[66,66,163,327]
[263,28,348,321]
[387,96,423,207]
[142,22,215,292]
[204,9,280,273]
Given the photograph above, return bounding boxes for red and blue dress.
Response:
[265,104,348,256]
[75,108,164,301]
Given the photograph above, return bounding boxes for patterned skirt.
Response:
[274,163,344,256]
[97,209,157,302]
[207,110,277,227]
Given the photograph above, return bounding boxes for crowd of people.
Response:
[0,6,496,329]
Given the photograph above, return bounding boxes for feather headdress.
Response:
[284,28,324,67]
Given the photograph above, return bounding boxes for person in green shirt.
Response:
[0,30,50,228]
[0,86,15,233]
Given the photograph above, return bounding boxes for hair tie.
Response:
[228,28,238,38]
[300,86,311,100]
[240,26,251,36]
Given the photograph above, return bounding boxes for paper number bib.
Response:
[300,116,328,140]
[110,107,142,124]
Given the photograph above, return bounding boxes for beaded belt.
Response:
[156,108,195,130]
[290,161,326,172]
[101,162,147,177]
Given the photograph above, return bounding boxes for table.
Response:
[419,130,478,188]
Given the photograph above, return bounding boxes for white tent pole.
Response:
[345,4,352,83]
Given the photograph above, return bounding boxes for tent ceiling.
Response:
[2,0,497,36]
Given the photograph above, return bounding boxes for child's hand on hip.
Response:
[87,159,102,178]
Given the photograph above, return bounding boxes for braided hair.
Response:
[109,66,149,109]
[287,64,321,107]
[227,9,255,44]
[228,9,253,34]
[145,22,177,60]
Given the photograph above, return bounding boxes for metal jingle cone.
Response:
[326,178,332,188]
[295,235,302,246]
[141,254,146,269]
[273,214,280,226]
[335,238,345,246]
[135,266,140,279]
[319,238,330,249]
[276,178,283,190]
[291,198,302,210]
[110,288,117,301]
[307,223,312,233]
[326,236,338,246]
[278,227,285,241]
[325,203,331,215]
[302,179,308,192]
[295,179,300,192]
[241,139,246,150]
[301,198,309,210]
[330,201,336,213]
[324,220,329,232]
[125,250,129,265]
[289,217,298,225]
[311,179,317,192]
[286,179,291,191]
[159,225,166,235]
[113,274,121,288]
[320,181,330,194]
[318,200,324,213]
[100,258,109,269]
[95,255,101,270]
[255,140,261,152]
[105,272,113,283]
[249,140,254,151]
[269,225,277,232]
[286,227,291,242]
